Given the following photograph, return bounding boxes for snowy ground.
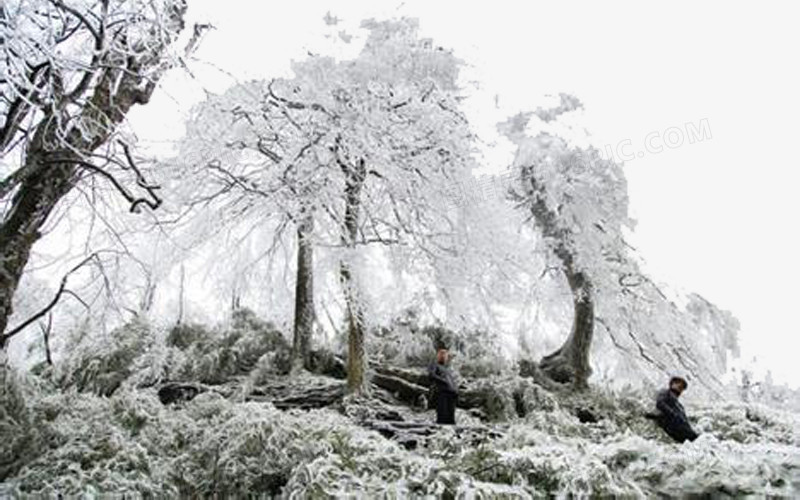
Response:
[2,317,798,497]
[3,370,799,498]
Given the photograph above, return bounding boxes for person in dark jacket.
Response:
[428,348,458,424]
[646,375,699,443]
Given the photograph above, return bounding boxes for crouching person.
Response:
[428,348,458,425]
[646,375,699,443]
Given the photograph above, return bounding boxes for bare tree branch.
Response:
[1,253,98,343]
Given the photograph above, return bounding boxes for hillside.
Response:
[3,315,798,498]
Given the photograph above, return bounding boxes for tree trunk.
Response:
[539,265,594,390]
[339,155,367,394]
[177,264,186,325]
[0,149,79,348]
[521,164,595,390]
[139,272,157,315]
[342,269,366,393]
[291,212,315,371]
[41,313,53,366]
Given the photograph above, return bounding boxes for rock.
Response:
[576,407,599,424]
[158,382,205,405]
[247,376,347,410]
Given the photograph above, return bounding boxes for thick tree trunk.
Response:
[521,164,595,390]
[342,269,366,393]
[539,266,594,390]
[291,213,315,371]
[0,150,78,347]
[341,244,367,393]
[339,155,367,394]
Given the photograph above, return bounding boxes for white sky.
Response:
[130,1,800,387]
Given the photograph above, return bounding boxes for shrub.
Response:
[0,367,41,481]
[181,308,291,384]
[367,309,508,378]
[4,374,800,498]
[166,322,213,349]
[56,318,152,397]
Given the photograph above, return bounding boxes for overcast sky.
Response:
[130,1,800,387]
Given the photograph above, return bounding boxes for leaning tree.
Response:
[500,98,738,392]
[503,125,631,389]
[0,0,197,354]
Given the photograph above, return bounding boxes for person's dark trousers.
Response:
[657,419,698,443]
[664,423,699,443]
[436,391,457,424]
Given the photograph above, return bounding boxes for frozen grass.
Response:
[3,369,799,498]
[3,312,798,497]
[54,317,152,397]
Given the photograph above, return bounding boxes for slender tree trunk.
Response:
[139,272,157,315]
[292,212,315,371]
[231,289,241,312]
[339,156,367,394]
[177,264,186,325]
[42,315,53,366]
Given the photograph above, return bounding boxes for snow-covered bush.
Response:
[4,367,800,497]
[461,377,518,421]
[55,318,152,397]
[9,389,175,496]
[173,401,346,495]
[5,309,799,497]
[367,309,443,367]
[171,308,291,384]
[124,341,187,390]
[368,308,507,378]
[449,328,508,379]
[165,322,213,349]
[0,367,42,481]
[693,401,800,446]
[5,386,420,497]
[247,352,291,386]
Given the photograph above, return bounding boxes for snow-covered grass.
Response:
[3,315,799,497]
[3,368,799,498]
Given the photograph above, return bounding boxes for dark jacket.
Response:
[428,362,458,394]
[428,362,458,424]
[651,388,698,443]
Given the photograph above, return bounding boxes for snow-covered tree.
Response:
[500,98,739,392]
[498,104,628,389]
[0,0,195,354]
[169,18,476,392]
